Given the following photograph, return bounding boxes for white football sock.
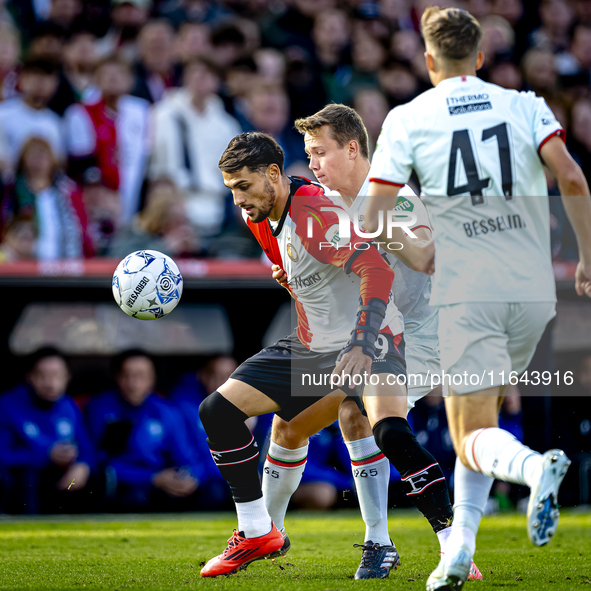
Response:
[452,456,494,540]
[262,441,308,531]
[466,427,542,487]
[345,436,391,546]
[235,497,272,538]
[436,524,452,551]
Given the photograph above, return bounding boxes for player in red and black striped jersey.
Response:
[198,132,453,577]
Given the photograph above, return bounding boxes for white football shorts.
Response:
[438,301,556,395]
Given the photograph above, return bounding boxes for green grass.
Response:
[0,510,589,590]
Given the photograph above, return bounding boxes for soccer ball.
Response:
[112,250,183,320]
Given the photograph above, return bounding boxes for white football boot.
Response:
[527,449,571,546]
[426,544,472,591]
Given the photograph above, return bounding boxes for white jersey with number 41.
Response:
[369,75,565,307]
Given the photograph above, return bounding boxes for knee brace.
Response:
[199,391,249,443]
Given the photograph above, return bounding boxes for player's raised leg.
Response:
[198,379,285,577]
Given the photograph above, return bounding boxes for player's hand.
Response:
[50,443,79,467]
[410,239,435,275]
[272,264,288,287]
[152,468,198,497]
[332,346,373,390]
[575,260,591,298]
[56,462,90,491]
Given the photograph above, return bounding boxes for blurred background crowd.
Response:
[0,0,590,515]
[1,346,590,514]
[0,0,588,260]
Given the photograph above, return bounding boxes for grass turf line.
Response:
[0,510,589,590]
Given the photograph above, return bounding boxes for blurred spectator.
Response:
[28,21,65,62]
[48,26,100,116]
[1,137,92,259]
[284,45,326,120]
[95,0,151,63]
[490,0,524,28]
[0,215,37,262]
[170,355,238,407]
[312,9,351,105]
[521,48,557,97]
[150,57,241,241]
[131,19,179,104]
[349,30,386,94]
[108,180,198,258]
[529,0,574,54]
[0,348,95,514]
[0,57,64,172]
[262,0,328,51]
[84,351,203,511]
[556,24,591,78]
[157,0,230,29]
[291,422,353,510]
[480,15,515,63]
[354,88,389,155]
[221,56,259,128]
[489,60,522,90]
[379,0,415,30]
[209,23,248,70]
[378,58,419,108]
[65,55,150,223]
[569,99,591,186]
[59,27,99,105]
[244,85,307,169]
[174,21,211,63]
[391,29,422,63]
[254,48,285,85]
[0,24,20,101]
[80,168,120,255]
[49,0,83,33]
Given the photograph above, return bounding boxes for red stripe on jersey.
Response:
[538,129,566,154]
[393,332,402,355]
[246,217,283,269]
[368,178,405,187]
[410,225,431,232]
[295,297,313,349]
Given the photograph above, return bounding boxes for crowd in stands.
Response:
[0,0,588,261]
[1,347,590,514]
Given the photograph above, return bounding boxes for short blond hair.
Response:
[294,104,370,160]
[421,6,483,62]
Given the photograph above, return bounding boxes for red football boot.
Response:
[200,524,284,577]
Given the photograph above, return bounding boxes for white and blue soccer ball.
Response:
[112,250,183,320]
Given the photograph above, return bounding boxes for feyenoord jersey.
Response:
[369,75,563,306]
[244,176,404,352]
[328,178,437,333]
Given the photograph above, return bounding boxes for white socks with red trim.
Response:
[262,441,308,531]
[236,498,273,538]
[345,436,391,546]
[466,427,542,487]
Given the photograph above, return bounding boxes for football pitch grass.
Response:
[0,510,589,590]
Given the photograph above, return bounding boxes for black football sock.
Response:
[199,391,262,503]
[373,416,453,533]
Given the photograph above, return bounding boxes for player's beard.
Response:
[251,180,277,223]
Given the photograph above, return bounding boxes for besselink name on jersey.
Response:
[463,213,526,238]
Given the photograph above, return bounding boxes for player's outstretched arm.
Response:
[365,181,435,274]
[541,136,591,298]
